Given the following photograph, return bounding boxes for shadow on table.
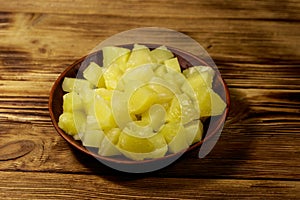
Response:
[72,88,254,185]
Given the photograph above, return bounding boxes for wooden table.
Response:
[0,0,299,199]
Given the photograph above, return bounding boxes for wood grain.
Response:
[0,171,299,199]
[0,0,299,198]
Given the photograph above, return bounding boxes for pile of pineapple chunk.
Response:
[58,44,226,161]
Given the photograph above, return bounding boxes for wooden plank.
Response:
[0,0,299,20]
[0,113,298,179]
[0,13,299,65]
[0,171,298,199]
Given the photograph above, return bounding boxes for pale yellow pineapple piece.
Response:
[94,93,116,130]
[159,122,189,153]
[164,57,181,73]
[62,77,93,93]
[147,83,174,104]
[83,62,105,88]
[62,92,83,112]
[58,111,86,136]
[183,66,215,89]
[117,132,167,153]
[184,120,203,145]
[167,97,181,122]
[102,46,130,68]
[94,88,113,104]
[129,85,157,114]
[195,87,226,117]
[82,129,104,148]
[127,44,153,69]
[150,46,174,64]
[103,63,123,90]
[98,128,122,156]
[141,104,166,132]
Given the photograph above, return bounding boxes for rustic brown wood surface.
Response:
[0,0,299,199]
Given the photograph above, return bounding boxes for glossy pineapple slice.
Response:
[159,122,189,153]
[83,62,105,88]
[126,44,154,69]
[98,128,122,156]
[164,57,181,73]
[150,45,174,64]
[102,46,131,68]
[128,85,157,114]
[62,92,83,112]
[62,77,93,93]
[58,111,86,136]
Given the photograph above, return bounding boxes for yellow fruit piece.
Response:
[94,88,113,104]
[184,120,203,145]
[117,132,166,153]
[118,146,168,161]
[116,52,131,72]
[147,83,174,104]
[58,111,86,136]
[82,129,104,148]
[150,46,174,64]
[127,44,153,69]
[94,94,116,130]
[183,66,215,89]
[154,65,167,77]
[80,89,95,114]
[98,128,122,156]
[83,62,105,88]
[159,122,189,153]
[104,127,121,145]
[63,92,83,112]
[129,86,157,114]
[164,57,181,73]
[178,93,199,124]
[103,63,123,90]
[141,104,166,132]
[62,77,93,93]
[102,46,131,68]
[195,87,227,117]
[167,97,181,122]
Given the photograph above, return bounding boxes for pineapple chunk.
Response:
[164,57,181,73]
[103,63,123,90]
[154,65,168,77]
[82,129,104,148]
[80,89,95,114]
[58,111,86,136]
[98,128,121,156]
[83,62,105,88]
[159,122,189,153]
[62,77,93,93]
[94,93,116,130]
[147,83,174,104]
[184,120,203,145]
[117,132,166,153]
[167,97,181,122]
[129,85,157,114]
[167,94,199,124]
[118,145,168,161]
[122,64,154,85]
[94,88,113,104]
[127,44,153,69]
[141,104,166,132]
[85,115,101,131]
[115,52,131,72]
[150,46,174,64]
[195,87,226,117]
[102,46,130,68]
[62,92,83,112]
[183,66,215,89]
